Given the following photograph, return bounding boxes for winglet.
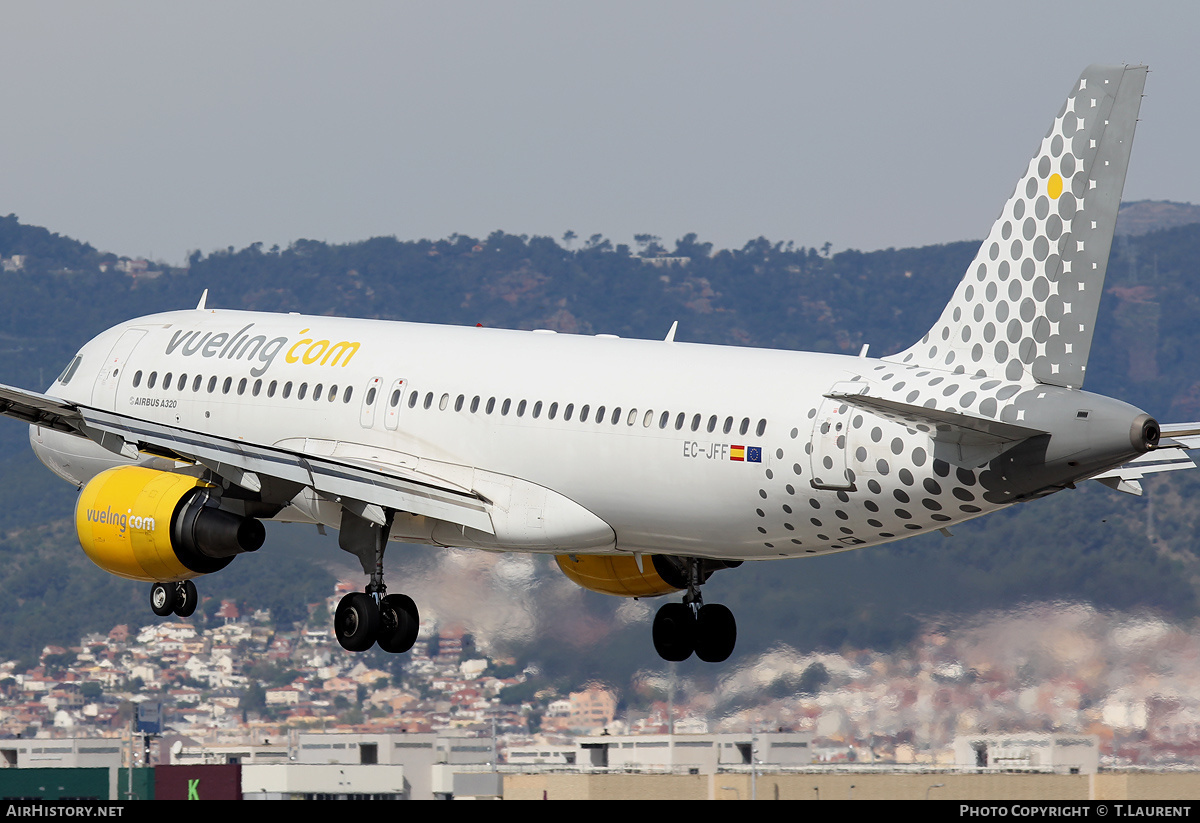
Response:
[195,289,209,311]
[664,321,678,343]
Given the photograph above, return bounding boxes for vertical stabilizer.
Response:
[886,65,1147,389]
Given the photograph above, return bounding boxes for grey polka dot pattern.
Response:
[886,65,1147,391]
[751,379,1009,553]
[744,66,1148,558]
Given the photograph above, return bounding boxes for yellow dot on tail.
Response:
[1048,173,1063,199]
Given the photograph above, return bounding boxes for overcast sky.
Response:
[2,2,1197,263]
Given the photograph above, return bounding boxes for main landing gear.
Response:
[149,580,199,618]
[335,590,420,653]
[652,558,737,663]
[333,507,420,654]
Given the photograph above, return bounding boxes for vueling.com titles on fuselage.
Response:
[164,323,360,377]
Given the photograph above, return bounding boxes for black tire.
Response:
[334,592,380,652]
[652,602,695,662]
[174,580,198,618]
[695,603,737,663]
[377,594,420,654]
[150,582,176,617]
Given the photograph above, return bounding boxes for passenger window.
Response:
[237,378,247,395]
[222,377,233,395]
[660,411,669,429]
[193,375,202,392]
[298,383,308,400]
[564,403,574,421]
[501,399,511,416]
[328,385,337,402]
[267,380,277,397]
[532,401,542,418]
[548,402,558,419]
[470,396,480,413]
[366,387,377,406]
[391,390,401,407]
[707,415,718,433]
[252,379,262,397]
[579,404,589,421]
[313,383,323,401]
[740,417,750,436]
[595,405,605,423]
[723,416,733,434]
[612,407,621,425]
[177,374,187,391]
[148,372,157,389]
[163,372,172,389]
[133,371,142,388]
[343,386,353,403]
[517,399,527,417]
[675,413,685,430]
[440,393,449,411]
[208,376,217,393]
[691,414,701,432]
[454,395,464,412]
[408,391,418,408]
[283,381,293,399]
[757,419,767,437]
[485,397,495,414]
[424,392,433,410]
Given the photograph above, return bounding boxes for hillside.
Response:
[1,211,1199,677]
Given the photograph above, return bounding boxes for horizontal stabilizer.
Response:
[827,391,1046,467]
[1092,421,1200,495]
[1158,422,1200,450]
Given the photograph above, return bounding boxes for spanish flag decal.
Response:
[730,446,745,462]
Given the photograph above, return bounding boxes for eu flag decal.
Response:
[746,446,762,463]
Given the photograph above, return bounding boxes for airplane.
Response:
[2,64,1198,664]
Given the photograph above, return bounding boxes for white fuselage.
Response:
[34,308,1034,562]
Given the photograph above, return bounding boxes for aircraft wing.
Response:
[0,382,494,533]
[0,383,85,434]
[1091,422,1200,496]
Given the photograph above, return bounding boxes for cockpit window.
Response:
[57,356,82,385]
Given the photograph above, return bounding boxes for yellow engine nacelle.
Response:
[554,554,684,598]
[75,466,264,582]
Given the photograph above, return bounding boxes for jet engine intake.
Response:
[75,466,264,582]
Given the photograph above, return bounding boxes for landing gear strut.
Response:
[332,508,420,654]
[149,580,199,618]
[652,558,737,663]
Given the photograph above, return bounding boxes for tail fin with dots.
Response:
[886,64,1147,389]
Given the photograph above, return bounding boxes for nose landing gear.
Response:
[332,507,420,654]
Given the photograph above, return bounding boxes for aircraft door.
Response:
[359,377,382,428]
[809,381,862,490]
[383,378,407,430]
[91,329,146,409]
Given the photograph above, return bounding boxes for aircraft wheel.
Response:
[695,603,737,663]
[174,580,199,618]
[377,594,420,654]
[335,592,380,652]
[652,602,695,662]
[150,582,177,617]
